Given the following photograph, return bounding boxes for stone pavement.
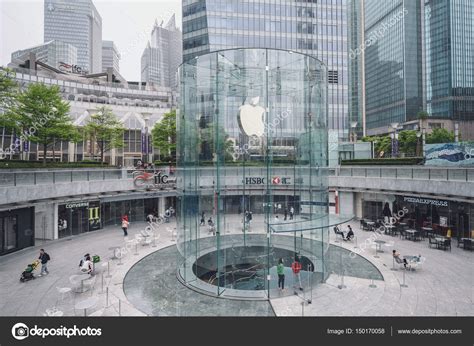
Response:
[0,216,472,316]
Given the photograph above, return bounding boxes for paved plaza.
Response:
[0,216,472,317]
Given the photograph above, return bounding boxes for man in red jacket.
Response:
[291,254,303,291]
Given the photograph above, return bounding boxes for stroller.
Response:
[20,260,40,282]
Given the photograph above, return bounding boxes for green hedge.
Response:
[0,160,112,169]
[341,158,424,166]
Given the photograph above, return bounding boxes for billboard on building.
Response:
[425,142,474,166]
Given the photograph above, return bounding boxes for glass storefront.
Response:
[58,201,101,239]
[0,207,34,256]
[177,48,333,299]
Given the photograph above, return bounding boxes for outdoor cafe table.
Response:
[75,296,99,317]
[384,224,395,235]
[69,274,90,293]
[374,240,386,253]
[404,229,421,241]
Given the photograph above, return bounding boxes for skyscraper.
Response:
[141,15,182,90]
[347,0,365,139]
[363,0,424,135]
[44,0,102,73]
[102,40,120,73]
[182,0,349,139]
[425,0,474,121]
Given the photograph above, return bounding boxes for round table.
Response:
[75,296,99,316]
[374,240,386,253]
[69,274,90,293]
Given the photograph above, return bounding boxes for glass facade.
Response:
[364,0,423,133]
[177,48,332,299]
[11,41,78,70]
[425,0,474,120]
[182,0,349,140]
[44,0,102,73]
[141,16,182,91]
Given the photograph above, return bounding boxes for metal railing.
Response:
[1,166,473,187]
[332,166,474,182]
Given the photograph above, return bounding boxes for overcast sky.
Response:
[0,0,181,81]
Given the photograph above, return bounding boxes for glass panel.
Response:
[177,48,333,300]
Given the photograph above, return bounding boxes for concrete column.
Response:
[339,191,355,216]
[68,142,75,162]
[158,197,166,216]
[354,192,363,219]
[34,203,56,240]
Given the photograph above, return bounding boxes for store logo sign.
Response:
[244,176,291,185]
[403,196,448,207]
[65,202,89,209]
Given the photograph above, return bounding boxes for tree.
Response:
[398,130,418,157]
[152,110,176,162]
[0,68,19,128]
[426,128,455,144]
[362,135,391,158]
[9,83,78,164]
[84,106,125,164]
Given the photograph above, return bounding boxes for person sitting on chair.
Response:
[334,226,345,239]
[392,250,409,268]
[344,225,354,241]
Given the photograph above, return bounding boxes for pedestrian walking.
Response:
[284,209,288,221]
[291,254,303,291]
[200,212,205,226]
[289,206,294,220]
[38,249,50,277]
[277,258,285,291]
[121,215,129,236]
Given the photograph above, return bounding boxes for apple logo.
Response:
[238,97,266,137]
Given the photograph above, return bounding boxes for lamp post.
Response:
[372,140,378,159]
[416,128,422,157]
[390,122,399,158]
[350,121,358,143]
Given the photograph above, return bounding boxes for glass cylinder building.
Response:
[177,48,333,299]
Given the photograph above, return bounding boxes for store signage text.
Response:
[65,202,89,209]
[59,62,88,75]
[403,196,448,207]
[244,176,291,185]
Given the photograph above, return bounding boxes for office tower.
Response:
[44,0,102,73]
[11,40,77,69]
[363,0,423,135]
[424,0,473,121]
[102,40,120,72]
[347,0,365,139]
[141,15,182,90]
[182,0,349,139]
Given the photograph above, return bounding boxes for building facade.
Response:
[11,40,78,70]
[363,0,424,135]
[44,0,103,73]
[1,63,174,167]
[424,0,474,122]
[182,0,349,140]
[102,40,120,73]
[141,15,182,91]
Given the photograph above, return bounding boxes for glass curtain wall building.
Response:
[177,48,331,299]
[425,0,474,121]
[44,0,103,73]
[141,15,182,91]
[364,0,423,135]
[182,0,349,140]
[10,41,78,70]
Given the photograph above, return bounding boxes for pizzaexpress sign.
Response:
[403,196,448,207]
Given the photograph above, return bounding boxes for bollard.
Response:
[354,236,358,249]
[119,299,122,316]
[374,243,379,258]
[117,252,123,266]
[369,278,377,288]
[134,242,139,256]
[400,269,408,288]
[106,287,109,307]
[101,272,104,293]
[391,256,398,271]
[337,270,346,289]
[106,261,112,278]
[152,234,157,248]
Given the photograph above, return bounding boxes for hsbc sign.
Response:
[243,176,291,185]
